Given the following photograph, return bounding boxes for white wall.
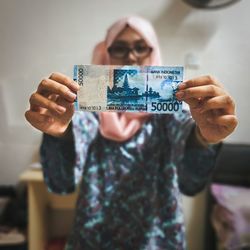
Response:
[0,0,249,249]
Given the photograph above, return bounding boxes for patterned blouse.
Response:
[40,111,219,250]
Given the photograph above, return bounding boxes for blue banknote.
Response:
[74,65,183,113]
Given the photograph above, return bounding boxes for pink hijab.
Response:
[92,16,162,142]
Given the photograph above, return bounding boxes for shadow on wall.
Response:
[152,0,219,54]
[0,84,8,136]
[0,83,37,148]
[0,84,40,163]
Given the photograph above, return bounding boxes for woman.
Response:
[25,16,237,249]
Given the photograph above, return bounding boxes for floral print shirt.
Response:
[40,111,219,250]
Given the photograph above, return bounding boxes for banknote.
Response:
[74,65,183,113]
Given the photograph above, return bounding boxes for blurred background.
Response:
[0,0,249,249]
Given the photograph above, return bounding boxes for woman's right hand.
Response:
[25,72,79,137]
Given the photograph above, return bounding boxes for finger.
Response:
[207,114,238,129]
[56,95,75,108]
[200,95,235,114]
[184,97,208,109]
[25,110,54,124]
[37,78,77,102]
[48,94,59,102]
[179,75,221,90]
[29,92,67,114]
[49,72,79,92]
[176,85,225,100]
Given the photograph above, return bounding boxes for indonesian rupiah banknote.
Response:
[74,65,183,113]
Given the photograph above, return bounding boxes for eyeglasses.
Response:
[108,42,152,60]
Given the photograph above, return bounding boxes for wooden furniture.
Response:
[20,169,78,250]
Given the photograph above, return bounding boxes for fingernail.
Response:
[178,83,186,90]
[56,105,66,113]
[175,91,185,99]
[67,91,77,100]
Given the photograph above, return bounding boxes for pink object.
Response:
[211,184,250,249]
[91,16,162,142]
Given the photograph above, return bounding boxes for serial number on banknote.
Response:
[74,65,184,114]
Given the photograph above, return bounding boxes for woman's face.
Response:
[108,26,152,66]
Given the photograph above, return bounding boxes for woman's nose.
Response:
[126,50,137,64]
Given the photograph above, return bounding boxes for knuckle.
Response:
[58,85,69,94]
[40,78,48,88]
[231,116,238,128]
[206,75,216,83]
[225,95,233,105]
[224,95,236,112]
[24,111,30,120]
[29,93,36,103]
[208,85,216,95]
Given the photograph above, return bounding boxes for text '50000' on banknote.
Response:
[74,65,183,114]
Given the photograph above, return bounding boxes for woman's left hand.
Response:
[176,75,238,144]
